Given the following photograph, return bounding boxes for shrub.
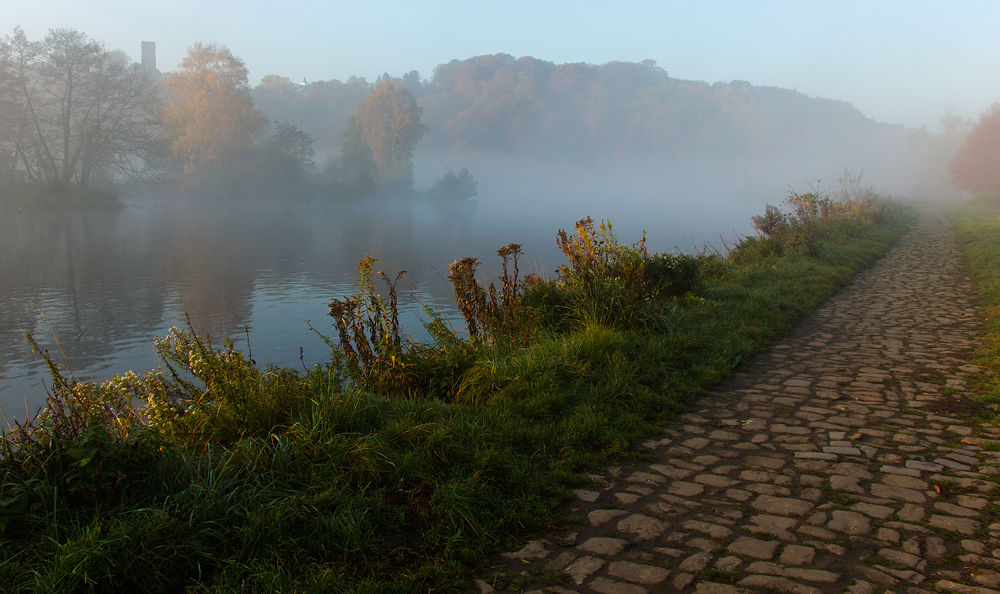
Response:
[545,218,702,330]
[554,217,702,299]
[740,171,900,262]
[519,282,573,332]
[728,235,782,266]
[645,253,704,297]
[427,167,478,200]
[749,203,791,249]
[750,190,824,256]
[146,323,310,443]
[555,217,648,293]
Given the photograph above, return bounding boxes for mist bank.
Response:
[1,27,959,208]
[411,146,928,259]
[254,53,949,209]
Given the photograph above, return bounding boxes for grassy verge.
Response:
[0,185,911,593]
[941,194,1000,418]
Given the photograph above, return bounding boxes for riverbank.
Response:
[474,210,1000,594]
[0,188,911,593]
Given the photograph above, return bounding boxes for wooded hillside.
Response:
[252,54,906,160]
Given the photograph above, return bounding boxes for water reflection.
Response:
[0,173,767,423]
[0,199,474,422]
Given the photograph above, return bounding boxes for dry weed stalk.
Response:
[448,243,525,344]
[328,255,406,385]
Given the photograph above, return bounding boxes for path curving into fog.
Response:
[475,211,1000,594]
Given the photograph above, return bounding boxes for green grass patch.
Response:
[941,194,1000,423]
[983,504,1000,521]
[506,575,532,592]
[535,570,567,587]
[819,485,856,506]
[699,568,740,584]
[0,190,911,592]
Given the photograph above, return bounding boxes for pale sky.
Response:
[5,0,999,131]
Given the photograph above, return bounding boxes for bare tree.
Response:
[0,27,162,192]
[0,27,37,185]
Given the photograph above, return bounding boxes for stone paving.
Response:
[475,212,1000,594]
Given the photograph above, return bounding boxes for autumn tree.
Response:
[161,43,268,172]
[0,27,161,192]
[252,75,299,121]
[352,79,425,188]
[949,102,1000,196]
[258,74,294,90]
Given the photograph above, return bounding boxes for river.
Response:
[0,163,783,423]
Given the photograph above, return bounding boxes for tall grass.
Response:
[942,194,1000,416]
[0,180,910,593]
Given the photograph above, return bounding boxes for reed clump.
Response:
[0,179,911,593]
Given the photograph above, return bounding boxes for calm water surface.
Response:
[0,198,480,421]
[0,176,763,422]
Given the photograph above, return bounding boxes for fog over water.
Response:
[0,145,926,423]
[0,197,459,421]
[1,32,951,424]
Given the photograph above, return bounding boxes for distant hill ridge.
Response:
[252,54,906,160]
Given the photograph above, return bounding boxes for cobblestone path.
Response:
[477,212,1000,594]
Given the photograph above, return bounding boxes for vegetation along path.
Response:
[476,211,1000,594]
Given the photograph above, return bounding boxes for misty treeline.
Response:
[904,101,1000,201]
[3,27,997,205]
[0,28,474,204]
[245,54,997,203]
[255,54,906,161]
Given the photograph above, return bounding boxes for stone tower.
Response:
[141,41,156,76]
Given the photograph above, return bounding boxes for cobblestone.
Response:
[475,212,1000,593]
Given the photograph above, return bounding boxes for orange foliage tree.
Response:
[949,102,1000,196]
[352,79,425,188]
[161,43,268,172]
